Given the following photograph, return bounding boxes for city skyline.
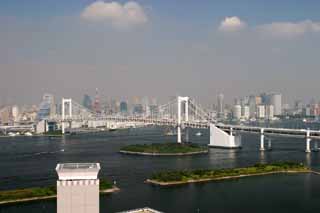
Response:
[1,0,320,105]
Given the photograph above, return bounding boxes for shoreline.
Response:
[146,170,316,186]
[119,150,208,156]
[0,186,120,205]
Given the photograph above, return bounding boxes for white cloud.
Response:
[219,16,247,32]
[81,1,148,29]
[258,20,320,38]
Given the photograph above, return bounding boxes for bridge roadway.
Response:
[60,116,320,139]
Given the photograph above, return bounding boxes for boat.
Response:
[109,126,117,131]
[8,132,16,137]
[24,132,33,136]
[195,132,202,136]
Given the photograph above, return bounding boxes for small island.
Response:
[120,143,208,156]
[0,179,119,205]
[146,162,313,186]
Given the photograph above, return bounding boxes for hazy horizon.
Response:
[1,0,320,106]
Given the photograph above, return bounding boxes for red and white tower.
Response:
[93,88,101,114]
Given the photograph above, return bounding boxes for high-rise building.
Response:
[270,93,282,116]
[248,95,256,118]
[265,105,274,120]
[11,105,19,122]
[217,94,224,119]
[255,96,262,106]
[37,94,55,120]
[233,105,242,120]
[82,94,92,110]
[257,105,265,119]
[120,101,128,114]
[56,163,100,213]
[93,88,101,114]
[242,105,250,120]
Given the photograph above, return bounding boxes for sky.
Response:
[1,0,320,105]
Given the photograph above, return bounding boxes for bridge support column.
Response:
[260,128,265,151]
[306,129,311,153]
[177,126,182,143]
[185,128,189,143]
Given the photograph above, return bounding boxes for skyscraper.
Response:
[37,94,55,120]
[217,94,224,119]
[270,93,282,116]
[93,88,101,114]
[120,101,128,114]
[82,94,92,110]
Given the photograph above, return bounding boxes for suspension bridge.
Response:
[49,96,320,153]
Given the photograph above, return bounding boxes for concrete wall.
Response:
[57,179,99,213]
[209,124,241,148]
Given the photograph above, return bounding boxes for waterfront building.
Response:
[0,106,11,125]
[270,93,282,116]
[257,105,265,119]
[233,105,242,120]
[56,163,100,213]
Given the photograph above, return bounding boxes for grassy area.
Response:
[120,143,207,154]
[0,186,56,202]
[43,130,62,136]
[150,162,309,182]
[0,179,113,203]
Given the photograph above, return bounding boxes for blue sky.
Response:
[1,0,320,105]
[2,0,320,23]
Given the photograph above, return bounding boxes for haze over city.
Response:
[1,0,320,105]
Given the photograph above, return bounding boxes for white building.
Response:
[265,105,274,120]
[209,124,241,148]
[270,93,282,116]
[242,105,250,120]
[233,105,242,120]
[257,105,265,119]
[56,163,100,213]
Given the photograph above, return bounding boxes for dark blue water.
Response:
[0,127,320,213]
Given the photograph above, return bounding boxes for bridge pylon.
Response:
[61,98,72,134]
[177,96,189,143]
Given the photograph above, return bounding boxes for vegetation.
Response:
[100,179,113,190]
[120,143,207,154]
[150,162,309,182]
[0,179,113,203]
[0,186,56,202]
[43,130,63,136]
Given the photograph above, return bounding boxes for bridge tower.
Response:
[177,96,189,143]
[62,98,72,134]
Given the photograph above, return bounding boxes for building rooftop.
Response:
[56,163,100,180]
[117,208,163,213]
